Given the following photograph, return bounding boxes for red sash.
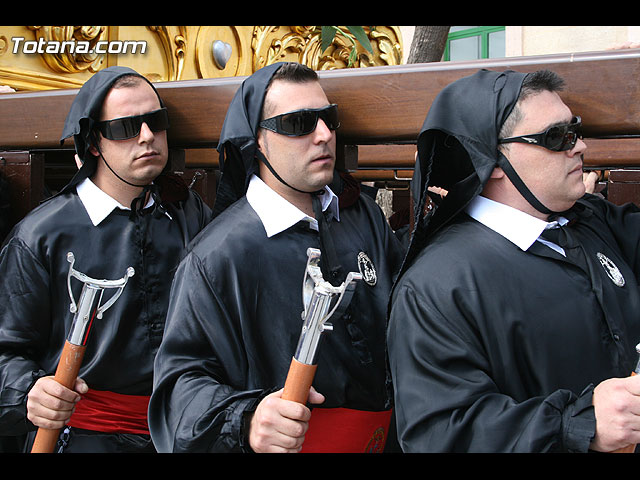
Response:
[67,389,150,434]
[301,408,392,453]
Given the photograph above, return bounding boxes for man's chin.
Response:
[134,163,167,184]
[309,170,335,191]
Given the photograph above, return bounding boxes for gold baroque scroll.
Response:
[27,26,107,74]
[251,26,403,72]
[147,26,188,81]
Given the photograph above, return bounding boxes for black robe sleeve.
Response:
[0,238,50,434]
[148,252,269,452]
[389,279,595,453]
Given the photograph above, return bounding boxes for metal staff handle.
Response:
[31,252,134,453]
[282,248,361,404]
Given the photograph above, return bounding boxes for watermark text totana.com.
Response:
[11,37,147,55]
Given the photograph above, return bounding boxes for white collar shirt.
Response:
[245,174,340,238]
[465,195,569,256]
[76,177,154,227]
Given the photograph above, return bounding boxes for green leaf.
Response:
[321,26,337,53]
[346,26,374,54]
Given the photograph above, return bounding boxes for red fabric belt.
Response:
[301,408,392,453]
[67,389,150,435]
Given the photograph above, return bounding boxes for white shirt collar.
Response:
[465,195,568,252]
[246,174,340,238]
[76,177,154,226]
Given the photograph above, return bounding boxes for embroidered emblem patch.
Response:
[357,251,377,286]
[365,427,386,453]
[596,252,625,287]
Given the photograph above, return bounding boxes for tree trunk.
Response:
[407,26,451,63]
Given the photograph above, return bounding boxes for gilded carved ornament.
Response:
[0,26,402,91]
[252,26,403,71]
[27,25,107,74]
[147,26,187,82]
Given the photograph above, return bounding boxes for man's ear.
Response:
[87,131,100,157]
[490,166,505,179]
[256,129,265,151]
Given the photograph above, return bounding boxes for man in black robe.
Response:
[0,66,212,452]
[148,62,404,453]
[388,68,640,452]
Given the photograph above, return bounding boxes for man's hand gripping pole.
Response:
[611,343,640,454]
[31,252,134,453]
[282,248,361,404]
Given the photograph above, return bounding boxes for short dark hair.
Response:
[499,70,566,140]
[110,73,147,90]
[519,69,565,101]
[270,62,318,84]
[262,63,319,119]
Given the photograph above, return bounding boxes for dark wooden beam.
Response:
[2,49,640,151]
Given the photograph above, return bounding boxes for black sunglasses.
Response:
[499,116,582,152]
[95,108,170,140]
[259,104,340,137]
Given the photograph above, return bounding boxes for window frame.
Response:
[444,26,505,61]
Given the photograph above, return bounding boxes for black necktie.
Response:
[312,193,343,287]
[540,225,588,273]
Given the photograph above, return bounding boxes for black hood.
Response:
[213,62,285,218]
[406,69,527,268]
[59,66,164,192]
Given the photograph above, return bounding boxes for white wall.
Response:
[398,26,640,63]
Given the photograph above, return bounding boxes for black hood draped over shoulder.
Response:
[405,69,527,270]
[59,66,165,194]
[213,62,284,218]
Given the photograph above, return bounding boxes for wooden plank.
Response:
[156,76,241,148]
[0,88,77,150]
[583,138,640,168]
[2,49,640,151]
[608,169,640,207]
[356,144,415,168]
[0,151,45,224]
[350,138,640,171]
[180,137,640,172]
